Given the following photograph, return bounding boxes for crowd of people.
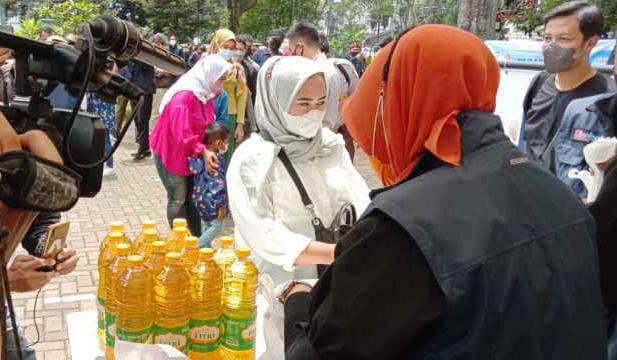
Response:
[1,0,617,358]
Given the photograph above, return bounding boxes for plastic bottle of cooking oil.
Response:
[182,236,200,272]
[116,255,153,345]
[167,227,189,253]
[213,237,236,280]
[220,248,258,360]
[133,220,159,256]
[153,252,190,353]
[188,248,223,359]
[173,218,189,231]
[97,228,127,348]
[105,243,131,360]
[146,240,168,276]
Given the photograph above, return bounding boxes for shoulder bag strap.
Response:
[277,150,322,224]
[335,63,351,87]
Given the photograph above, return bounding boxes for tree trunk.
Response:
[227,0,257,32]
[457,0,497,39]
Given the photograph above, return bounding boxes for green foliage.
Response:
[324,0,395,55]
[30,0,105,35]
[15,18,43,38]
[238,0,321,42]
[414,0,459,26]
[506,0,617,37]
[596,0,617,30]
[330,24,366,56]
[145,0,228,41]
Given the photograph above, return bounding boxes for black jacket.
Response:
[285,111,606,359]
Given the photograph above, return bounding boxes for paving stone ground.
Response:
[11,91,380,359]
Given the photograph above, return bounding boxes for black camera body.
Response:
[0,16,185,197]
[1,99,106,197]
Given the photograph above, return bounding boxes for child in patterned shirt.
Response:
[188,122,229,248]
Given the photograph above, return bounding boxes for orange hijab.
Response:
[343,25,500,186]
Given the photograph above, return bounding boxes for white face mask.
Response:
[282,109,324,139]
[170,39,177,46]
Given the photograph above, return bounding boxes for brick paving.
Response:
[11,91,380,359]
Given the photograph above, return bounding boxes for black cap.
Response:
[269,29,285,39]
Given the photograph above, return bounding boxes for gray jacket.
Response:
[555,92,617,198]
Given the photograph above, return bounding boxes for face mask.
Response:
[231,50,245,61]
[218,49,233,61]
[282,109,324,139]
[542,42,577,73]
[0,151,81,212]
[170,39,177,46]
[218,142,229,154]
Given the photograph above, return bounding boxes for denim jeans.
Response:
[87,94,116,168]
[199,219,223,248]
[154,155,201,236]
[6,308,36,360]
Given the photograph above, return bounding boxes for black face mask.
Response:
[0,151,81,212]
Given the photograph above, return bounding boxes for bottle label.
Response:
[97,297,105,332]
[117,326,153,344]
[154,322,189,352]
[221,314,256,351]
[188,317,221,353]
[105,312,116,347]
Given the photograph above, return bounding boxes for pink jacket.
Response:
[150,91,215,176]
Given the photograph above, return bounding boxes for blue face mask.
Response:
[218,49,233,61]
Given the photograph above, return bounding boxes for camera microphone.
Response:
[88,15,186,76]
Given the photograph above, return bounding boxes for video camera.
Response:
[0,15,186,197]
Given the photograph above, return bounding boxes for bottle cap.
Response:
[143,229,158,240]
[235,247,251,258]
[218,236,234,247]
[108,231,124,240]
[151,241,166,252]
[128,255,143,264]
[115,243,131,255]
[172,218,188,229]
[165,252,182,264]
[172,227,189,237]
[199,248,215,260]
[185,236,198,249]
[142,220,156,230]
[109,221,124,232]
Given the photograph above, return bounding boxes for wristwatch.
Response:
[277,280,312,304]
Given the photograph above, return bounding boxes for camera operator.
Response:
[0,100,80,358]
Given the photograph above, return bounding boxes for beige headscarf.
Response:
[255,56,337,161]
[209,29,236,54]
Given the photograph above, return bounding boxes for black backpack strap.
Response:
[523,70,551,116]
[277,150,313,208]
[335,63,351,87]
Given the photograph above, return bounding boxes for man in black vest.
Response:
[282,25,606,360]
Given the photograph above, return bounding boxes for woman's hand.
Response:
[295,242,336,266]
[202,148,219,175]
[7,255,57,292]
[235,125,245,143]
[55,248,79,275]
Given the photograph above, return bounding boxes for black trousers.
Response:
[133,93,154,154]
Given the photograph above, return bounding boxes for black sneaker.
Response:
[132,152,150,161]
[131,151,152,158]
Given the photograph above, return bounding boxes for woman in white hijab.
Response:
[227,56,370,359]
[150,55,232,235]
